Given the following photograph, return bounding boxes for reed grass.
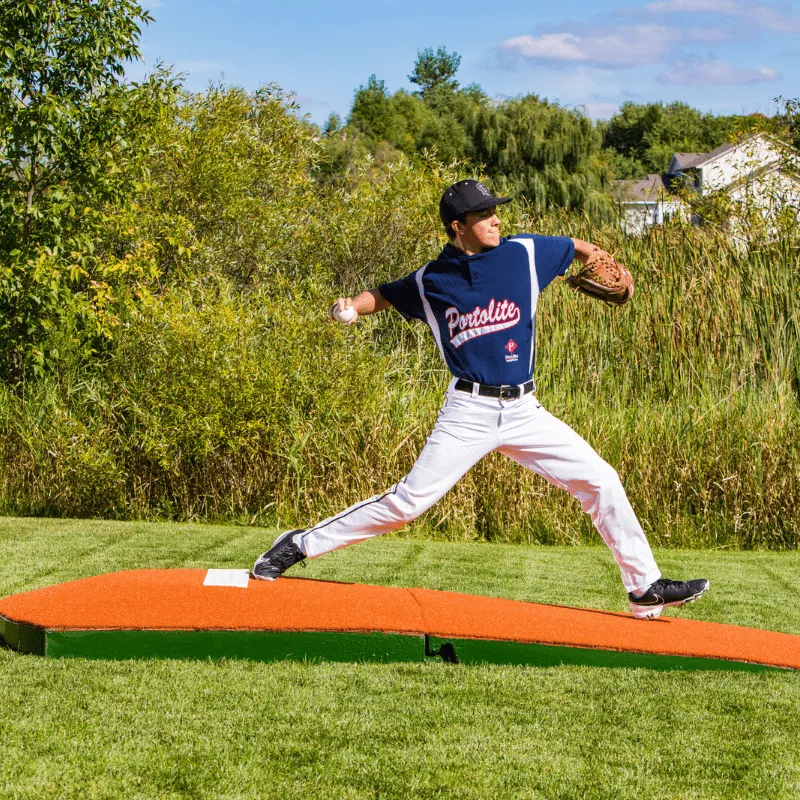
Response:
[0,152,798,547]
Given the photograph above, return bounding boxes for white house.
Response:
[613,173,683,236]
[616,134,800,236]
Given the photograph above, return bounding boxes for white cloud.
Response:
[501,33,590,63]
[647,0,740,11]
[498,25,676,68]
[496,21,740,70]
[645,0,800,33]
[685,25,734,41]
[657,59,780,84]
[580,102,622,119]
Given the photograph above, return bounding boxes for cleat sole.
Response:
[630,583,709,620]
[250,571,279,582]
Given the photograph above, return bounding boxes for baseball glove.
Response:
[565,249,634,305]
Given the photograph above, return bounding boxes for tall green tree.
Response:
[408,46,461,98]
[0,0,173,384]
[601,101,741,177]
[345,50,485,167]
[337,50,608,211]
[348,75,408,147]
[471,95,609,213]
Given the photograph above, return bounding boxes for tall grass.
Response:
[1,213,798,548]
[0,87,798,547]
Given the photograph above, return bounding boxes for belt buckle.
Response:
[499,385,517,400]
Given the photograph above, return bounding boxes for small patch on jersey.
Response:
[504,339,519,363]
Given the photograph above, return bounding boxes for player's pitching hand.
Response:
[329,297,358,325]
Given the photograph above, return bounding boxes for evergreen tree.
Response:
[323,112,342,137]
[408,46,461,98]
[348,75,406,146]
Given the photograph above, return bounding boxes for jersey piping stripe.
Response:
[300,476,409,541]
[416,263,447,364]
[512,237,539,376]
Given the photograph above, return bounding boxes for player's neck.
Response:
[452,239,497,256]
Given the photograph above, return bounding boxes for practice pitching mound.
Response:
[1,570,798,671]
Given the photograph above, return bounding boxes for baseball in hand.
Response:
[332,305,357,324]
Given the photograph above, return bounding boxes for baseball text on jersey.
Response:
[445,298,521,348]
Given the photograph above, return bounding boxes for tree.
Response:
[601,101,742,177]
[408,46,461,98]
[323,112,342,137]
[348,75,407,145]
[338,52,609,212]
[471,95,610,213]
[144,83,320,285]
[0,0,174,384]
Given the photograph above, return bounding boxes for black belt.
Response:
[454,379,535,400]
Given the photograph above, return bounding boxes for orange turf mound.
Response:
[1,569,799,669]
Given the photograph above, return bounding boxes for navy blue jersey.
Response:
[378,234,574,386]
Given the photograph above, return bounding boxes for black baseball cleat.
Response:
[251,529,307,581]
[628,577,710,619]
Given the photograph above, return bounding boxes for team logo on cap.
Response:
[475,182,492,198]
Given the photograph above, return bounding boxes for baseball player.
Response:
[252,180,709,619]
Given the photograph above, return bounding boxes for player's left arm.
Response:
[570,238,601,264]
[566,239,634,304]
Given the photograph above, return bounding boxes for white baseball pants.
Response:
[297,380,661,593]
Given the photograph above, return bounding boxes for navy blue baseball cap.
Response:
[439,180,512,226]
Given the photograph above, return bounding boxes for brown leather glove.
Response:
[565,249,634,305]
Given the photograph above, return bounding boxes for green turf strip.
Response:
[43,629,423,663]
[1,619,786,672]
[437,636,784,672]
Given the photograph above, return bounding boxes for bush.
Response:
[1,81,799,549]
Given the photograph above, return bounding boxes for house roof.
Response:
[615,173,669,201]
[700,141,736,164]
[671,153,705,170]
[672,141,743,171]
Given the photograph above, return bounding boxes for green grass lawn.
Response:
[1,517,798,799]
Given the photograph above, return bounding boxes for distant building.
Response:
[615,134,800,236]
[613,173,682,236]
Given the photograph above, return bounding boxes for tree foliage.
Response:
[470,95,609,213]
[600,101,742,178]
[327,51,779,207]
[339,59,607,213]
[140,83,320,286]
[0,0,176,383]
[408,46,461,97]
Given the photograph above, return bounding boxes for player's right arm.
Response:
[329,288,390,323]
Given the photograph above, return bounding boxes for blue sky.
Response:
[135,0,800,125]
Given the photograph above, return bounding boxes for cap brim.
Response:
[468,196,512,213]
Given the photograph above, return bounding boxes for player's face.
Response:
[460,206,501,252]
